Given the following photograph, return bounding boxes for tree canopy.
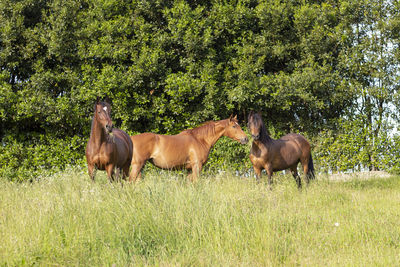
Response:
[1,0,399,180]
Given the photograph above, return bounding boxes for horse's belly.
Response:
[150,141,190,169]
[89,156,105,170]
[92,156,108,170]
[151,156,188,170]
[96,164,106,170]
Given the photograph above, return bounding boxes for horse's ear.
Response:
[94,96,100,112]
[233,114,237,120]
[248,111,253,119]
[229,114,233,121]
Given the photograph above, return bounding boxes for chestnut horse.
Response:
[85,98,133,181]
[248,111,315,188]
[129,115,248,182]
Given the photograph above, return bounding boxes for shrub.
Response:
[0,134,86,181]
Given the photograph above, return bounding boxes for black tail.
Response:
[307,155,315,180]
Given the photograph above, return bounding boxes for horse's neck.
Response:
[206,130,225,148]
[253,136,274,154]
[193,125,224,151]
[89,116,107,149]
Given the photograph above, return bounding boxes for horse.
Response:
[247,111,315,188]
[85,98,133,182]
[129,115,248,182]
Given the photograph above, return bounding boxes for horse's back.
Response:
[158,134,196,160]
[131,132,194,150]
[280,133,310,148]
[279,133,311,162]
[131,132,159,147]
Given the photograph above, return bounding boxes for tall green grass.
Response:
[1,169,399,266]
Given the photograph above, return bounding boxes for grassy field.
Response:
[1,169,399,266]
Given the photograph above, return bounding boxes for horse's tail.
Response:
[307,154,315,180]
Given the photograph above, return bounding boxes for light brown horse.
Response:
[85,98,133,181]
[248,111,315,188]
[129,115,248,182]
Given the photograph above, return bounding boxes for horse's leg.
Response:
[265,165,274,188]
[253,166,262,182]
[189,162,202,183]
[105,164,115,182]
[122,163,130,180]
[267,173,273,187]
[290,165,302,188]
[129,161,145,182]
[115,168,122,182]
[88,164,96,181]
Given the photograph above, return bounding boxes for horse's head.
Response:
[94,98,113,134]
[248,111,263,141]
[224,115,248,144]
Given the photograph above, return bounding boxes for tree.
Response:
[337,0,400,170]
[1,0,398,179]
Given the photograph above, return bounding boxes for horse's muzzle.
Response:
[240,137,249,144]
[106,124,113,134]
[251,134,260,141]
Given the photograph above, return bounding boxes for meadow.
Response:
[1,169,399,266]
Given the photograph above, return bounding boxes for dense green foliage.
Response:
[1,170,400,265]
[1,0,400,180]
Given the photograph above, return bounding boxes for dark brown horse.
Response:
[248,111,315,188]
[129,115,248,182]
[85,98,133,181]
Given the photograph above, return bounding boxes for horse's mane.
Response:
[259,121,272,143]
[181,120,220,138]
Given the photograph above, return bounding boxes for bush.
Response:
[0,135,86,181]
[313,118,400,174]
